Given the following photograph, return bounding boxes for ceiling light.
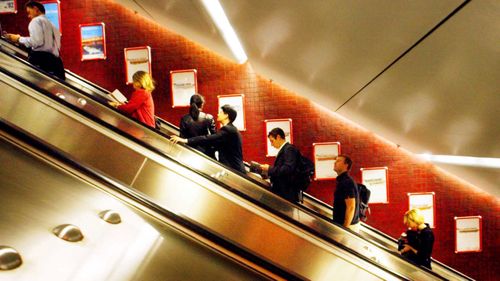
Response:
[417,154,500,168]
[200,0,248,64]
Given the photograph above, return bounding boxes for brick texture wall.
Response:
[2,1,498,280]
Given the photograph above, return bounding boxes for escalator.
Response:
[0,40,469,280]
[0,120,290,281]
[0,54,403,280]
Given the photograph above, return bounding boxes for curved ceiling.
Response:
[113,0,499,196]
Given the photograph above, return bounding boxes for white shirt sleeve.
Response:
[19,17,44,48]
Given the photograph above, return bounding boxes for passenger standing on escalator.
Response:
[179,94,216,158]
[170,104,246,174]
[259,127,301,203]
[4,1,66,80]
[399,208,434,269]
[109,71,156,128]
[332,155,360,233]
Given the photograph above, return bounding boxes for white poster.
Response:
[218,94,245,131]
[124,46,151,84]
[361,167,389,203]
[455,216,482,253]
[313,142,340,180]
[171,69,197,107]
[0,0,17,14]
[265,119,293,157]
[408,192,435,228]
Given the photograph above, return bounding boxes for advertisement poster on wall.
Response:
[455,216,482,253]
[170,69,197,108]
[361,167,389,203]
[42,0,61,32]
[408,192,435,228]
[0,0,17,14]
[312,142,340,180]
[264,119,293,157]
[218,94,246,131]
[79,23,106,61]
[124,46,152,84]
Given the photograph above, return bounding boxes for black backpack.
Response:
[357,183,371,222]
[295,151,315,191]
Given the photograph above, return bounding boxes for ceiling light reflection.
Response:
[201,0,248,63]
[417,154,500,168]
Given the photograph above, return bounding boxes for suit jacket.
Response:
[269,143,300,202]
[179,112,216,158]
[188,123,246,173]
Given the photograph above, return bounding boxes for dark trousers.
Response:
[28,51,66,80]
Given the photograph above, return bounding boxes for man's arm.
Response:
[343,197,356,227]
[19,18,44,48]
[268,146,297,177]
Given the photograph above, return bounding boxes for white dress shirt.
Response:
[19,15,61,57]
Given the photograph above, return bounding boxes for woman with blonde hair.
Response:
[110,71,156,128]
[399,208,435,269]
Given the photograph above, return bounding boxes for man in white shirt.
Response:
[5,1,65,80]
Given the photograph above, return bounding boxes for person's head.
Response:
[334,154,353,175]
[267,127,286,149]
[218,104,237,124]
[25,1,45,19]
[189,94,205,120]
[132,71,155,92]
[404,208,425,230]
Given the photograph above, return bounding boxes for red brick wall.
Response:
[2,1,498,280]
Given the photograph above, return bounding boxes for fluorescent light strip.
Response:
[201,0,248,63]
[417,154,500,168]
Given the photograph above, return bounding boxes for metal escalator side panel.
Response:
[0,54,444,280]
[0,131,276,281]
[0,75,398,280]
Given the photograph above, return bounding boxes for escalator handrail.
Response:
[0,118,305,281]
[0,58,425,281]
[0,48,455,280]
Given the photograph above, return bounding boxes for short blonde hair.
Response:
[133,71,155,92]
[404,208,425,225]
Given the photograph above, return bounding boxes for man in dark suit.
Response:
[261,127,301,202]
[171,104,246,173]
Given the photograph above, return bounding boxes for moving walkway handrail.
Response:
[0,45,462,280]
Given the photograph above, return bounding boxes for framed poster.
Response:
[264,119,293,157]
[42,1,61,33]
[0,0,17,14]
[361,167,389,204]
[170,69,197,108]
[79,23,106,61]
[124,46,152,84]
[312,142,341,180]
[408,192,435,228]
[218,94,246,131]
[455,216,482,253]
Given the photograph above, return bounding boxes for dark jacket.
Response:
[180,112,216,158]
[269,143,300,202]
[412,224,434,269]
[187,123,245,173]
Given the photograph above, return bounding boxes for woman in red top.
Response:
[110,71,156,128]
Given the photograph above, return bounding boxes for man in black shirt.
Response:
[333,155,360,233]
